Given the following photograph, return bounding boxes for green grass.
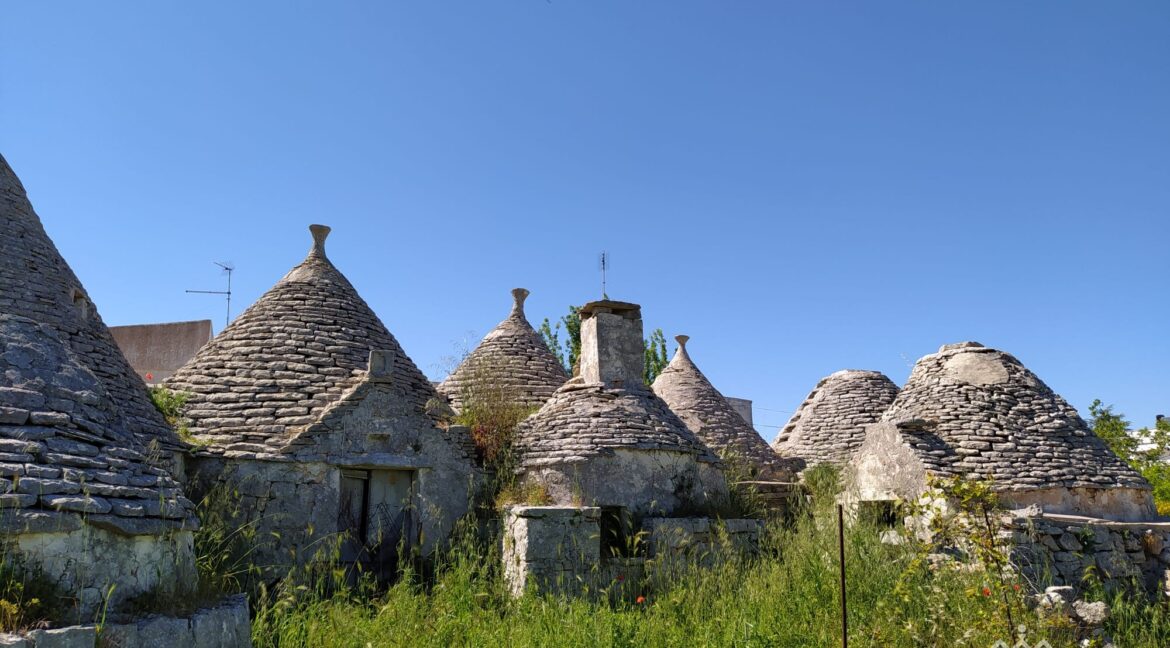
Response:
[243,493,1170,648]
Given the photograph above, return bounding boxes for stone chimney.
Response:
[578,300,644,389]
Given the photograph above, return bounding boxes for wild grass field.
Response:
[232,478,1170,648]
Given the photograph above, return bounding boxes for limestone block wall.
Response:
[502,506,600,597]
[522,449,727,519]
[185,457,339,575]
[1,517,195,619]
[1008,514,1170,594]
[641,517,764,561]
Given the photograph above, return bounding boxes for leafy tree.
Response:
[539,305,581,373]
[540,305,671,385]
[1089,399,1170,515]
[1088,399,1138,460]
[643,328,669,384]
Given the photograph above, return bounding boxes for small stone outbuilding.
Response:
[1,153,197,618]
[852,342,1155,521]
[514,301,727,519]
[652,335,794,480]
[437,288,567,414]
[165,225,477,576]
[772,369,899,471]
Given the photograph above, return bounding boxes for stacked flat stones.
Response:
[514,377,721,469]
[879,342,1148,492]
[652,336,794,480]
[0,153,194,532]
[0,155,180,451]
[438,288,568,412]
[772,369,899,468]
[165,225,441,456]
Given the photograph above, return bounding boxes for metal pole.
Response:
[838,503,848,648]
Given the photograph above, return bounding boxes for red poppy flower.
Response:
[145,373,154,381]
[1012,584,1020,591]
[616,574,625,582]
[981,587,991,597]
[635,596,646,604]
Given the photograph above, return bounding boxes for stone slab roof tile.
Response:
[0,314,194,530]
[772,369,899,468]
[881,342,1148,491]
[438,289,567,412]
[514,379,721,468]
[652,336,795,479]
[0,154,179,451]
[165,225,440,449]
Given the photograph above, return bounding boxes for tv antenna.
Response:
[599,251,610,300]
[186,261,234,328]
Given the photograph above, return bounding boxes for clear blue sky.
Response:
[3,2,1167,437]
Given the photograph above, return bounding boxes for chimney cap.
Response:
[579,299,641,319]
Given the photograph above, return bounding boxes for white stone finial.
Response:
[310,224,331,256]
[675,334,689,349]
[511,288,530,316]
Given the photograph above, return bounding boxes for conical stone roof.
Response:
[0,154,178,450]
[772,369,899,469]
[165,225,440,454]
[0,154,194,532]
[877,342,1149,492]
[438,288,568,413]
[652,336,793,479]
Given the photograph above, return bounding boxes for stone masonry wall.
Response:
[502,506,600,597]
[0,594,250,648]
[641,517,764,561]
[1008,514,1170,595]
[185,456,339,576]
[522,448,726,519]
[1,521,195,620]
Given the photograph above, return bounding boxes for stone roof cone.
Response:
[653,335,794,479]
[165,224,440,452]
[0,153,194,529]
[0,153,179,449]
[874,342,1150,497]
[438,288,568,413]
[772,369,899,469]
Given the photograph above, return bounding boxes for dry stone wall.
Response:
[1009,514,1170,595]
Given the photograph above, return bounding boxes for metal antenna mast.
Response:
[186,261,235,328]
[599,252,609,299]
